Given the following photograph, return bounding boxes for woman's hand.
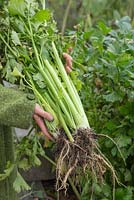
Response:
[33,104,54,141]
[63,52,72,73]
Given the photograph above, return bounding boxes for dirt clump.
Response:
[55,128,108,191]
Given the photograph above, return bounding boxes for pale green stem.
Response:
[40,58,77,129]
[40,67,76,129]
[58,106,74,142]
[43,92,57,111]
[52,42,85,115]
[43,91,75,129]
[70,79,89,128]
[43,59,81,126]
[32,82,58,121]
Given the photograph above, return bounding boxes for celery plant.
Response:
[0,0,90,142]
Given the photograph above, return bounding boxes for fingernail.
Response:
[48,114,54,121]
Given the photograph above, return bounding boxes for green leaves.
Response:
[0,162,14,181]
[18,158,30,170]
[103,92,123,102]
[119,102,134,118]
[115,187,134,200]
[117,135,132,148]
[116,16,132,32]
[11,67,24,78]
[124,169,132,182]
[16,134,43,170]
[32,9,52,30]
[13,172,30,193]
[8,0,26,17]
[11,31,21,46]
[32,9,51,22]
[33,73,46,89]
[98,21,111,35]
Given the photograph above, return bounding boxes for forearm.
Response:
[0,84,35,128]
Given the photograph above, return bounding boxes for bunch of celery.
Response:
[29,41,89,141]
[0,0,90,142]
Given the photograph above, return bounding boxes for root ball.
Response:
[55,128,107,191]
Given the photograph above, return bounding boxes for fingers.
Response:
[34,104,53,121]
[63,53,72,68]
[33,114,54,141]
[65,65,72,73]
[33,104,54,141]
[63,53,72,73]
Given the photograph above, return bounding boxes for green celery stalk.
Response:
[43,59,81,126]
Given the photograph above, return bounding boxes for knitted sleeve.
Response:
[0,84,35,129]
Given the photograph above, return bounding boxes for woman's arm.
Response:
[0,84,35,129]
[0,84,54,140]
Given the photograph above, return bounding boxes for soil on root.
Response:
[55,128,116,192]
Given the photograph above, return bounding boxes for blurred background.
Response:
[45,0,134,34]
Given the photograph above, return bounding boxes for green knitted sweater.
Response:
[0,84,35,200]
